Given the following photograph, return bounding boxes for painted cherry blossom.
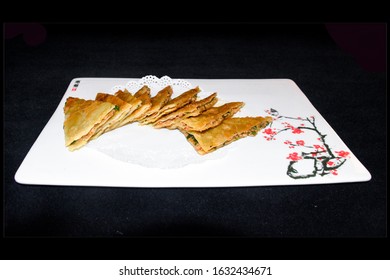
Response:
[335,150,350,158]
[292,127,304,134]
[296,140,305,146]
[264,108,350,179]
[287,152,302,161]
[262,127,278,141]
[327,161,335,166]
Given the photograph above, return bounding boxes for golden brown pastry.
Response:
[93,93,138,136]
[134,85,150,98]
[128,86,153,121]
[140,86,200,125]
[153,92,218,129]
[137,85,173,124]
[176,102,244,132]
[63,97,115,151]
[114,89,142,107]
[115,86,152,124]
[63,81,272,155]
[182,116,273,155]
[112,89,143,126]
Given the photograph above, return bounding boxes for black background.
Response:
[3,23,387,259]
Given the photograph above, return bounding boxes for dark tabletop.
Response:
[3,23,386,259]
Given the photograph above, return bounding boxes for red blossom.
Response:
[286,152,302,161]
[327,161,334,166]
[335,150,350,158]
[296,140,305,146]
[313,144,325,151]
[284,140,292,145]
[331,169,338,176]
[292,127,304,134]
[263,128,274,135]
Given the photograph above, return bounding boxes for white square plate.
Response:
[14,78,371,187]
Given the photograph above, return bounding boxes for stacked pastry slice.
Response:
[137,85,174,124]
[92,92,140,138]
[63,85,201,151]
[114,86,150,125]
[63,97,117,151]
[63,87,146,151]
[140,86,200,125]
[153,92,218,129]
[181,116,273,155]
[176,102,245,132]
[63,84,272,154]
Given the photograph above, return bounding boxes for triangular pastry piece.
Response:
[91,93,137,138]
[182,116,273,155]
[153,92,218,129]
[176,101,244,132]
[63,97,115,151]
[112,89,142,126]
[114,88,142,107]
[116,86,152,123]
[137,85,173,124]
[140,86,200,125]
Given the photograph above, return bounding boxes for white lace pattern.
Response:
[111,75,192,96]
